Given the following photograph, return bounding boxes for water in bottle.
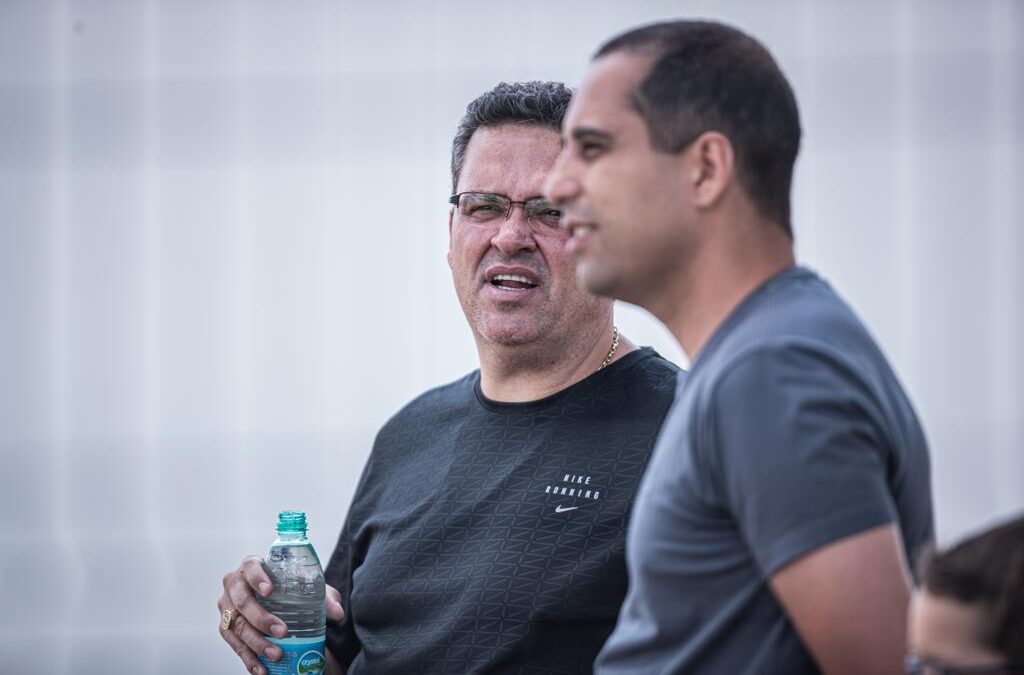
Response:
[257,510,327,675]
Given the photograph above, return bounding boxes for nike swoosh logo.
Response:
[554,505,579,513]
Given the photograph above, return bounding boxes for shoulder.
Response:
[592,347,683,422]
[612,347,683,392]
[357,372,478,483]
[707,337,876,415]
[378,371,478,437]
[676,334,887,466]
[739,273,856,336]
[697,269,886,407]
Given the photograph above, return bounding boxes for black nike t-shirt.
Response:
[324,348,680,674]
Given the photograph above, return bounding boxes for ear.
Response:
[688,131,734,210]
[446,210,455,269]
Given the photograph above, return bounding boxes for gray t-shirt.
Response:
[595,266,934,674]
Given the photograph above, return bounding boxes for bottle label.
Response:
[258,636,326,675]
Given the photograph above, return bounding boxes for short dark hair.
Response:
[450,81,572,192]
[595,20,801,237]
[917,513,1024,662]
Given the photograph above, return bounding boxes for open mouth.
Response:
[490,274,538,290]
[562,218,597,257]
[562,216,596,238]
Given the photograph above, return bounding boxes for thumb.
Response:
[325,585,345,621]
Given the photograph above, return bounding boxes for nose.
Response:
[543,150,580,209]
[490,204,537,257]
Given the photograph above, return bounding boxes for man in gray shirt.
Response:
[545,20,933,674]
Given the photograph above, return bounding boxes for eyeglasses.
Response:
[449,192,562,232]
[905,654,1024,675]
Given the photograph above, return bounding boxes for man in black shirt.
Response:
[218,81,680,674]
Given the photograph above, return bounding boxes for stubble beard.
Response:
[581,233,691,315]
[471,300,556,348]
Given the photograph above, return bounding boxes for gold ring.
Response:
[221,607,238,631]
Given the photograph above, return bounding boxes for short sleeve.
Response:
[708,342,897,576]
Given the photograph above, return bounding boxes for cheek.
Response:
[540,238,601,305]
[448,228,484,269]
[536,234,574,273]
[448,230,501,293]
[589,162,656,220]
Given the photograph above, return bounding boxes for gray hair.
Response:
[450,81,572,192]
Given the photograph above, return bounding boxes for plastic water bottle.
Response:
[257,510,327,675]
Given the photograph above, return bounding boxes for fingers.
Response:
[240,555,274,598]
[220,621,268,675]
[223,566,288,639]
[219,624,265,675]
[234,613,283,663]
[325,584,345,622]
[218,595,278,675]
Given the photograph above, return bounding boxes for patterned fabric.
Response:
[325,348,680,674]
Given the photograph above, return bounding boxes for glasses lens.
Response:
[526,199,562,229]
[458,193,509,223]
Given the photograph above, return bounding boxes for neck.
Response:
[651,217,795,360]
[476,321,635,402]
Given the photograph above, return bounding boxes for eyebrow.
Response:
[570,127,615,144]
[460,191,548,202]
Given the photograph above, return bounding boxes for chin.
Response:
[475,316,546,347]
[576,259,624,301]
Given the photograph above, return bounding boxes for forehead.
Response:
[564,51,653,134]
[909,591,998,662]
[458,124,561,196]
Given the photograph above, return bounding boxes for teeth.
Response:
[493,274,533,284]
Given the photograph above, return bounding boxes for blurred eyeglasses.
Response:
[449,192,562,232]
[905,654,1024,675]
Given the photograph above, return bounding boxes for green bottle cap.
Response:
[276,510,308,533]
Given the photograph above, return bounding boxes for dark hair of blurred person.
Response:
[907,513,1024,673]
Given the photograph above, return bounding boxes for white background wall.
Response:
[1,1,1021,673]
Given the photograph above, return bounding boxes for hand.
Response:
[325,584,345,622]
[218,555,346,675]
[218,555,287,675]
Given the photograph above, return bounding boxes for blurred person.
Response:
[906,513,1024,674]
[546,20,934,674]
[217,81,681,674]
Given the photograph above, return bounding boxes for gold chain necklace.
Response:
[596,325,620,372]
